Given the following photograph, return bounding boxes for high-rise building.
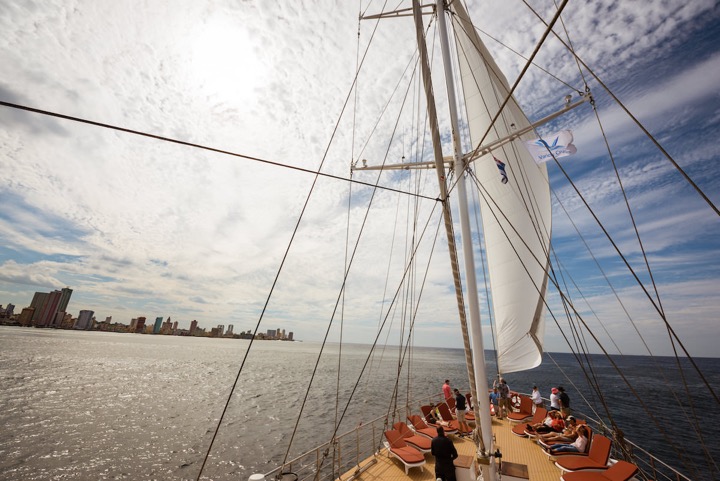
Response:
[1,303,15,317]
[226,324,234,336]
[30,292,48,323]
[19,307,34,326]
[153,317,163,334]
[288,331,294,341]
[136,317,146,333]
[58,287,72,313]
[190,320,198,335]
[37,290,63,327]
[75,310,94,330]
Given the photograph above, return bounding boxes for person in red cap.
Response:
[549,387,561,411]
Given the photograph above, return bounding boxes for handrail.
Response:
[261,393,443,481]
[261,393,694,481]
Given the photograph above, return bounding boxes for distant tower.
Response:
[226,324,234,336]
[75,310,94,330]
[153,317,163,334]
[58,287,73,313]
[136,316,146,333]
[30,292,48,323]
[19,307,35,326]
[190,320,198,335]
[37,290,63,328]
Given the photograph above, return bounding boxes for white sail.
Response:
[450,2,552,373]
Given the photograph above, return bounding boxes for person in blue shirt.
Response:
[489,387,500,417]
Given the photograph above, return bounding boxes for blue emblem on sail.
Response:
[494,156,509,184]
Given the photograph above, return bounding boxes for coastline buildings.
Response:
[28,287,73,328]
[1,289,297,341]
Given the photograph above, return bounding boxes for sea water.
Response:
[1,326,718,480]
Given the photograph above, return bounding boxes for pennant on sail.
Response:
[494,156,509,184]
[526,130,577,164]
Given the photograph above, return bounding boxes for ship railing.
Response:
[260,394,442,481]
[552,404,693,481]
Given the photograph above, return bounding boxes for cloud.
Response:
[0,260,64,288]
[0,0,718,358]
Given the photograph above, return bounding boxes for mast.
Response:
[409,1,482,439]
[435,0,497,478]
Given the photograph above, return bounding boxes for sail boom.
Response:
[355,96,588,172]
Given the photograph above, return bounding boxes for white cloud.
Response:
[0,0,718,358]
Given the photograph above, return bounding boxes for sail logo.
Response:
[525,130,577,163]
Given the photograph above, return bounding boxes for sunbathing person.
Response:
[526,410,564,434]
[548,425,589,454]
[539,416,578,443]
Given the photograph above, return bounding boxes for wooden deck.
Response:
[339,417,562,481]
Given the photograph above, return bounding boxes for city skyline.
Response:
[1,287,294,339]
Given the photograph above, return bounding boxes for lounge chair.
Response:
[383,430,426,474]
[561,460,638,481]
[539,425,593,452]
[512,407,546,437]
[408,414,440,439]
[393,422,431,453]
[507,395,534,423]
[420,405,458,435]
[554,435,612,472]
[436,403,466,434]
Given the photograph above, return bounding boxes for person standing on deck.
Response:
[442,379,452,401]
[489,388,500,416]
[454,388,471,436]
[431,426,458,481]
[558,386,571,417]
[494,378,510,419]
[531,386,543,411]
[549,387,561,411]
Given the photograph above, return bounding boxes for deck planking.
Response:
[338,416,562,481]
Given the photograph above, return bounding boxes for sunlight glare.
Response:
[191,20,265,102]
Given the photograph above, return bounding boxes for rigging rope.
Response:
[466,169,697,470]
[0,101,436,203]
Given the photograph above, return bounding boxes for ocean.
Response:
[1,326,718,481]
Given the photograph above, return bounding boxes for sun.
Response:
[190,18,265,103]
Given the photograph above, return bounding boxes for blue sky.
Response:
[0,0,718,357]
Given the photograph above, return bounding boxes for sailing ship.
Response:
[245,2,720,481]
[1,1,718,481]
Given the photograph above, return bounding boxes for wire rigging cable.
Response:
[0,101,436,204]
